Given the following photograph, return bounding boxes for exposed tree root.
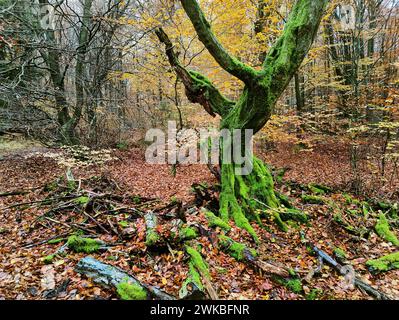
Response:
[219,156,309,241]
[311,244,394,300]
[179,245,211,300]
[219,157,287,242]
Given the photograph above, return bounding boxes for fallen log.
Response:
[75,256,176,300]
[311,244,393,300]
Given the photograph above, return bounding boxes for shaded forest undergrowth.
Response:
[1,138,399,300]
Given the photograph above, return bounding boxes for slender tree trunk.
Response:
[294,72,305,113]
[74,0,94,143]
[38,0,75,144]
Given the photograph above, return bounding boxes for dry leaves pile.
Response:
[0,143,398,300]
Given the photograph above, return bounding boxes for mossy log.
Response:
[366,252,399,273]
[301,194,325,205]
[279,208,308,224]
[67,235,105,253]
[75,256,175,300]
[375,213,399,246]
[308,183,332,195]
[179,226,199,241]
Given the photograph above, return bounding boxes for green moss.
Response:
[145,231,160,247]
[285,278,303,294]
[116,281,148,300]
[308,184,326,195]
[118,221,129,228]
[301,194,325,204]
[47,238,65,245]
[66,235,103,253]
[179,227,198,240]
[67,180,77,191]
[132,196,141,204]
[43,254,55,264]
[375,213,399,246]
[366,251,399,273]
[179,262,203,298]
[116,141,129,151]
[44,180,59,192]
[306,289,322,300]
[272,211,288,232]
[204,210,231,231]
[280,208,308,223]
[187,70,235,116]
[276,192,293,209]
[219,157,282,243]
[179,246,210,298]
[310,183,332,194]
[347,209,359,215]
[185,246,210,278]
[218,235,257,261]
[333,247,347,260]
[343,193,361,206]
[75,196,89,205]
[274,275,302,294]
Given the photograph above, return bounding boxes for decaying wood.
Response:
[144,211,161,246]
[197,267,219,300]
[75,256,176,300]
[311,244,393,300]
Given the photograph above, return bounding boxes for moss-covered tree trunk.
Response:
[157,0,329,240]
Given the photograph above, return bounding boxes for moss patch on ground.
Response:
[67,235,103,253]
[116,280,148,300]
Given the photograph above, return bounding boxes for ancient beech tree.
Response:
[157,0,329,242]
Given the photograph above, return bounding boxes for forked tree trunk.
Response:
[157,0,329,241]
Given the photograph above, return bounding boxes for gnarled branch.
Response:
[155,27,234,117]
[180,0,258,84]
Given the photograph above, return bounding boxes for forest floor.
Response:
[0,134,398,300]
